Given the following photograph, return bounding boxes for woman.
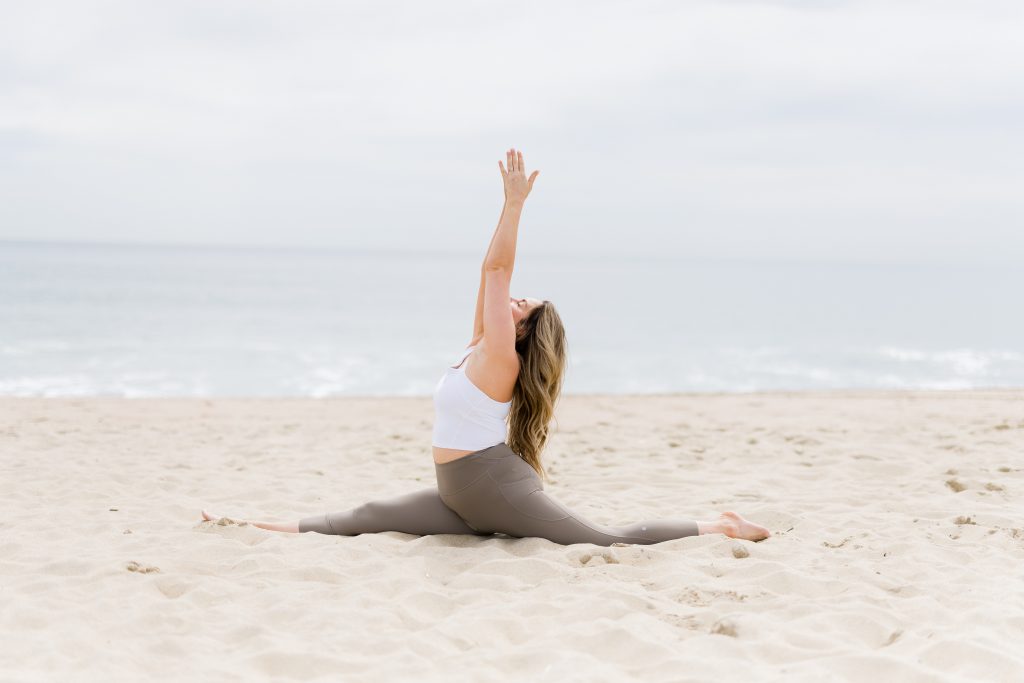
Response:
[202,148,771,545]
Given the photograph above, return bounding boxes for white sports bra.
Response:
[432,345,512,450]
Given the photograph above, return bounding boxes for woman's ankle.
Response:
[696,520,721,535]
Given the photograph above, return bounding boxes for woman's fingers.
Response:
[503,147,533,177]
[528,170,539,187]
[498,160,506,176]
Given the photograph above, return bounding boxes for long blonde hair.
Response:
[507,301,567,481]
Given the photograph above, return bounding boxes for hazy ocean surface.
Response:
[2,241,1022,397]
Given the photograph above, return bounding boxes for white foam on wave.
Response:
[2,344,1022,397]
[0,375,97,397]
[290,359,370,398]
[0,372,212,397]
[877,347,1023,376]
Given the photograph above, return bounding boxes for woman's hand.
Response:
[498,148,539,204]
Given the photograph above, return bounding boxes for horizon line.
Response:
[0,236,1016,270]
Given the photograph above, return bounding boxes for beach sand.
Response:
[2,392,1022,682]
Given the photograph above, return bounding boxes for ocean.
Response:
[1,240,1021,397]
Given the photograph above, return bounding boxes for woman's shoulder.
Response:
[464,338,519,402]
[472,338,518,367]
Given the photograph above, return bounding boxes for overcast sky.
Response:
[1,0,1021,264]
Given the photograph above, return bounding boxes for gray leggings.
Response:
[298,442,699,546]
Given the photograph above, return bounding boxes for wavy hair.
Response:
[507,301,567,481]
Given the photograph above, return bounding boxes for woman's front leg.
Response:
[201,487,486,537]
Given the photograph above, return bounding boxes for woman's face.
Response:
[510,296,543,325]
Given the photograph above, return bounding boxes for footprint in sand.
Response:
[154,578,191,599]
[571,550,621,567]
[710,618,739,637]
[126,560,160,574]
[945,478,966,493]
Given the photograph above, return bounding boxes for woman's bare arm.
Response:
[471,149,539,341]
[479,149,540,358]
[471,203,506,340]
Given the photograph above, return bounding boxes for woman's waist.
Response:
[432,445,482,465]
[432,441,514,467]
[434,441,538,494]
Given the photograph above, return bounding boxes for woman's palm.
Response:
[499,148,539,202]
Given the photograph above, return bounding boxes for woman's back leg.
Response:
[491,483,700,546]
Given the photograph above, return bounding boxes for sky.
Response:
[1,0,1022,265]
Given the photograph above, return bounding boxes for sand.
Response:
[1,392,1022,682]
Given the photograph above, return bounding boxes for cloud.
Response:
[0,0,1021,264]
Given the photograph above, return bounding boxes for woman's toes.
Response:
[746,521,771,541]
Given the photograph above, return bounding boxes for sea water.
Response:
[1,240,1021,396]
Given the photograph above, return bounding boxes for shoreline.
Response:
[3,386,1024,400]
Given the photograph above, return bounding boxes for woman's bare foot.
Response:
[718,510,771,541]
[697,511,771,541]
[200,508,249,525]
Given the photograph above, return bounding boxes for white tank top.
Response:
[432,345,511,450]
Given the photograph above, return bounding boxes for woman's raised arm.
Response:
[471,149,539,341]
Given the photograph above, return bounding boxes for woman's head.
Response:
[510,296,543,325]
[507,298,567,482]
